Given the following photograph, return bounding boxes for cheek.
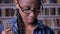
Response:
[21,13,28,20]
[18,9,28,21]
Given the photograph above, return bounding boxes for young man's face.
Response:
[16,0,40,23]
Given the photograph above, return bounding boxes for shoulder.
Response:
[8,17,17,23]
[38,20,53,30]
[8,17,18,34]
[44,25,54,34]
[0,23,4,34]
[44,25,53,31]
[8,17,17,26]
[37,20,54,34]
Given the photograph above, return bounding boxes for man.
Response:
[2,0,54,34]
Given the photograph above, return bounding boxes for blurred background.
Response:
[0,0,60,34]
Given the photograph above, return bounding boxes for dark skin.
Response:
[2,0,40,34]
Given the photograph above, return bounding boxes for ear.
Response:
[14,0,20,9]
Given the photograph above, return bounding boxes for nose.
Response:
[29,12,34,17]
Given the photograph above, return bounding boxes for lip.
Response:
[27,18,34,21]
[28,17,34,20]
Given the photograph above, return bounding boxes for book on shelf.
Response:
[57,0,60,4]
[56,19,60,27]
[49,0,57,3]
[42,0,46,3]
[42,19,54,28]
[0,9,2,17]
[58,8,60,15]
[5,9,15,16]
[0,0,2,3]
[45,8,49,15]
[50,8,55,15]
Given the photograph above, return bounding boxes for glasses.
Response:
[17,0,40,14]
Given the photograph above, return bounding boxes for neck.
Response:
[24,22,35,28]
[24,22,35,31]
[22,19,35,28]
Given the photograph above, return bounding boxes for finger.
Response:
[4,29,11,32]
[2,31,6,34]
[7,31,14,34]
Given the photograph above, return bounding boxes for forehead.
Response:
[18,0,37,3]
[18,0,40,7]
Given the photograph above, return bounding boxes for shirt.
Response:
[0,17,54,34]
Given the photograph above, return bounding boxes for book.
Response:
[57,0,60,4]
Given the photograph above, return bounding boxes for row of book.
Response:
[40,8,60,15]
[0,0,14,3]
[0,9,15,16]
[41,19,60,28]
[42,0,60,3]
[0,0,60,3]
[0,8,60,16]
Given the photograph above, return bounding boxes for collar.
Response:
[35,19,45,30]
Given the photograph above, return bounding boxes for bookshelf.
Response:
[38,3,60,34]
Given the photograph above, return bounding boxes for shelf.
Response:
[52,27,60,31]
[0,16,17,21]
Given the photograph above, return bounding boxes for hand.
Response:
[2,29,14,34]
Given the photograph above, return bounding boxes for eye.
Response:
[34,8,40,11]
[22,7,30,11]
[33,8,40,13]
[35,7,40,10]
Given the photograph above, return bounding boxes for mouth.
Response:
[27,17,34,23]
